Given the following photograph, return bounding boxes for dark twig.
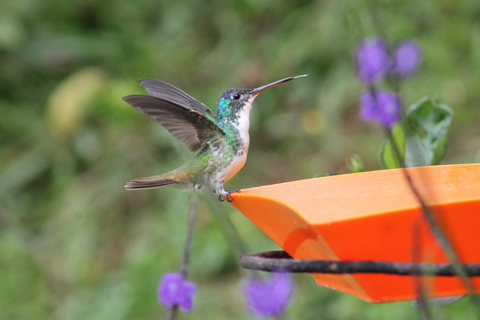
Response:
[241,251,480,276]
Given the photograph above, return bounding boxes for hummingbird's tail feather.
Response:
[125,174,180,190]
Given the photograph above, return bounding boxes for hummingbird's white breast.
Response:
[218,97,254,183]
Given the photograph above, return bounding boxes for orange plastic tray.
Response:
[229,164,480,302]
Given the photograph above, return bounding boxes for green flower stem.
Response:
[179,193,199,278]
[367,0,390,51]
[386,128,480,313]
[205,194,248,255]
[412,222,433,320]
[166,304,178,320]
[167,193,198,320]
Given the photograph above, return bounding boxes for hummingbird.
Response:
[122,74,306,202]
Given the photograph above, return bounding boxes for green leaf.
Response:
[380,123,406,169]
[379,97,453,169]
[404,97,453,167]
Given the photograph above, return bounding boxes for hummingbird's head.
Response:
[216,88,253,120]
[216,74,307,121]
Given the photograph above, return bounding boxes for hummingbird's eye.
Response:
[232,93,241,100]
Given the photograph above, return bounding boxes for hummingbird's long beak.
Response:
[249,74,307,95]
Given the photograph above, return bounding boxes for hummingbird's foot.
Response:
[218,193,234,202]
[216,189,241,202]
[225,189,241,202]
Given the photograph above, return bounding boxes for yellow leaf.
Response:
[46,67,106,138]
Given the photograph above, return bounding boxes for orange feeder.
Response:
[229,164,480,302]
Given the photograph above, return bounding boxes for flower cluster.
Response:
[158,272,196,313]
[360,90,401,129]
[243,270,293,317]
[356,37,422,128]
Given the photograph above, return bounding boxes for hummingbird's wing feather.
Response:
[122,95,225,152]
[138,79,216,119]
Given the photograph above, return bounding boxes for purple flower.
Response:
[356,37,390,84]
[243,271,293,317]
[391,40,422,78]
[158,272,195,312]
[360,90,401,129]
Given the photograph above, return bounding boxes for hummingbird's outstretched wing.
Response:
[139,79,216,119]
[122,93,225,152]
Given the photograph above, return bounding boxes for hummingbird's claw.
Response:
[217,189,241,202]
[226,189,241,202]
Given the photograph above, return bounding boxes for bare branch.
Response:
[241,251,480,276]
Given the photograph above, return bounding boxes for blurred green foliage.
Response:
[1,0,480,319]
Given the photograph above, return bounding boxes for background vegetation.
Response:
[1,0,480,319]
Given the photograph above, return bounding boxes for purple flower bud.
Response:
[360,90,401,129]
[391,40,422,78]
[356,37,390,84]
[243,270,293,317]
[158,272,195,312]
